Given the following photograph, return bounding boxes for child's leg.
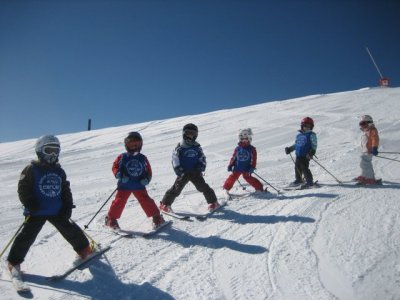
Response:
[242,173,263,191]
[190,173,218,204]
[7,216,46,265]
[133,189,160,217]
[360,153,375,179]
[294,157,303,182]
[49,216,89,253]
[222,172,241,190]
[107,190,131,219]
[298,157,313,184]
[161,175,190,206]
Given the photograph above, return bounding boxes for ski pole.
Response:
[237,179,246,190]
[0,215,30,259]
[311,158,342,184]
[378,152,400,155]
[376,155,400,163]
[289,152,304,181]
[70,218,101,248]
[84,187,117,229]
[253,172,282,194]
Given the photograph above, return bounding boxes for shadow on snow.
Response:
[214,208,316,225]
[23,259,173,300]
[158,227,268,254]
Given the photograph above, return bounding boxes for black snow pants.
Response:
[7,216,89,265]
[295,156,313,184]
[162,171,217,206]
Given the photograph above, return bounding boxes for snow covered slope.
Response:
[1,87,399,299]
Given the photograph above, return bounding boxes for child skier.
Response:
[105,132,165,230]
[355,115,380,185]
[7,135,93,276]
[222,128,264,199]
[159,123,220,213]
[285,117,317,188]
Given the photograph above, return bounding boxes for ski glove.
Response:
[249,167,255,174]
[23,201,40,216]
[371,147,378,156]
[59,203,76,219]
[140,173,151,186]
[174,166,184,177]
[307,149,316,160]
[140,178,149,186]
[285,146,294,155]
[196,164,206,173]
[116,171,129,183]
[227,165,233,172]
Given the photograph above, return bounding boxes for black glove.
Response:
[140,173,151,186]
[371,147,378,156]
[307,149,316,160]
[227,165,233,172]
[24,202,39,215]
[174,166,184,177]
[59,203,75,219]
[285,146,294,155]
[196,164,206,173]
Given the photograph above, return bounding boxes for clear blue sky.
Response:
[1,0,399,142]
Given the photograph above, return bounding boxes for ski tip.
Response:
[142,220,172,238]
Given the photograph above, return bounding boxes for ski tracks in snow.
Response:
[265,186,339,300]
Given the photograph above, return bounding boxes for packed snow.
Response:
[1,87,400,300]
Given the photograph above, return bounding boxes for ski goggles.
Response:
[359,121,370,127]
[43,146,60,156]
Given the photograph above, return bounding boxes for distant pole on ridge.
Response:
[365,46,389,87]
[88,118,92,131]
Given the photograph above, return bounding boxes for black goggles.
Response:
[43,146,60,155]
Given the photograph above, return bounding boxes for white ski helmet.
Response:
[35,135,61,164]
[360,115,373,123]
[238,128,253,142]
[359,115,374,128]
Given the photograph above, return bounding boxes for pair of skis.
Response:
[161,202,227,221]
[2,244,112,294]
[110,219,173,237]
[4,220,173,292]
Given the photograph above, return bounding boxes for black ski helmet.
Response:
[182,123,198,144]
[124,131,143,152]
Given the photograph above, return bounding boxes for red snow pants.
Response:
[223,172,263,191]
[107,189,160,219]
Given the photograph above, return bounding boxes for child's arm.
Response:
[60,168,74,218]
[112,154,123,178]
[197,146,206,172]
[17,165,39,213]
[251,147,258,168]
[310,132,317,154]
[143,156,153,183]
[171,144,181,169]
[172,144,184,176]
[228,147,238,168]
